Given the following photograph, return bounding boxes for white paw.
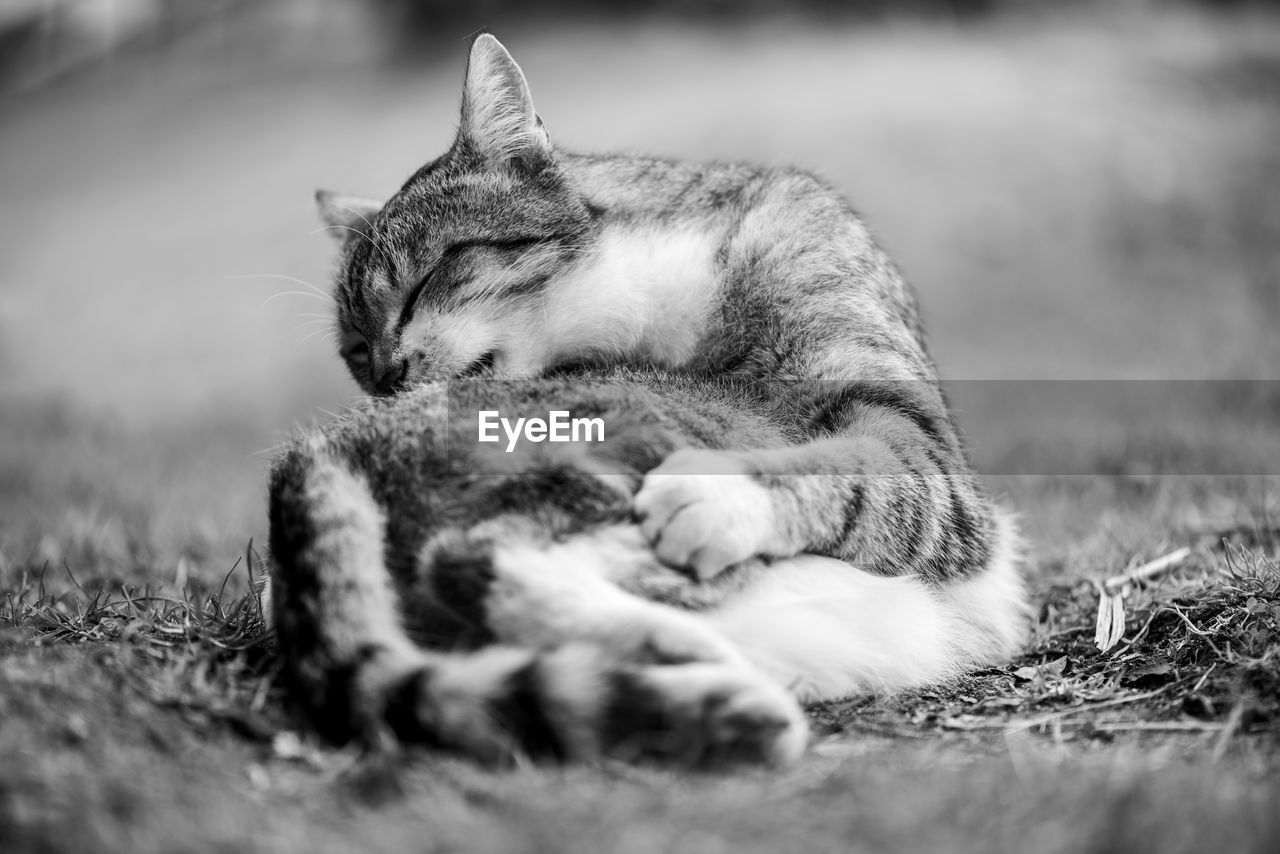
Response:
[638,663,809,767]
[632,449,782,580]
[705,675,808,766]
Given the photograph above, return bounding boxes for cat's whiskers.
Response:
[227,272,333,299]
[249,441,290,458]
[289,319,336,335]
[331,203,385,248]
[227,273,336,309]
[263,290,335,307]
[312,224,394,259]
[295,326,339,349]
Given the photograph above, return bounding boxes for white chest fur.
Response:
[541,224,720,368]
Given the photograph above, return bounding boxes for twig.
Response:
[1004,684,1179,733]
[1211,700,1246,763]
[1110,607,1161,658]
[1103,547,1192,595]
[1162,605,1228,658]
[1091,720,1226,733]
[1192,662,1217,693]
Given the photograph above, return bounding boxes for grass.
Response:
[6,533,1278,750]
[3,2,1280,852]
[7,534,1280,743]
[1,525,1278,852]
[819,538,1280,743]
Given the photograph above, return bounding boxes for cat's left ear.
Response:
[459,34,551,165]
[314,191,382,244]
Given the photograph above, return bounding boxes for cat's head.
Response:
[316,35,593,396]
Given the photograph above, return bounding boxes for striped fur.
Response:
[315,35,1006,586]
[268,372,1026,765]
[283,35,1032,763]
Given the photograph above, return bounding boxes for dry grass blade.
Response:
[1095,547,1193,652]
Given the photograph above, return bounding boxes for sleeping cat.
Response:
[268,370,1025,764]
[270,34,1029,763]
[316,34,1009,589]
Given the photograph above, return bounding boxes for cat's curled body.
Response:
[268,369,1025,765]
[269,35,1030,764]
[317,35,1007,590]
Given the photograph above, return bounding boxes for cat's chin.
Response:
[489,354,545,381]
[456,350,497,379]
[443,353,543,383]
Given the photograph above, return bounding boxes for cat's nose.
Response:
[374,359,410,396]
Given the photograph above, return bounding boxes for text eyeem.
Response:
[477,410,606,452]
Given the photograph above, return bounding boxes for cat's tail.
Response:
[704,509,1031,702]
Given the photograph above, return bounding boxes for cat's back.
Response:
[281,369,791,484]
[564,151,849,225]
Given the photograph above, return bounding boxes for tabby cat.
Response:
[268,370,1024,764]
[267,34,1028,764]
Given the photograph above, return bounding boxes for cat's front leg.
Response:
[635,428,980,581]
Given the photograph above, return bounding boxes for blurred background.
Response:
[1,0,1278,588]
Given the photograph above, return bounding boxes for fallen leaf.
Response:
[1122,661,1175,688]
[1012,666,1039,682]
[1012,657,1069,683]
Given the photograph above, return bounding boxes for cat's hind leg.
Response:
[267,440,547,758]
[419,518,808,765]
[269,446,802,765]
[268,438,432,745]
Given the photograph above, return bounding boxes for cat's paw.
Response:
[620,663,808,767]
[633,449,784,580]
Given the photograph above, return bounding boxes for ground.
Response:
[1,5,1279,853]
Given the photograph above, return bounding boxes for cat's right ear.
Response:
[459,34,551,166]
[314,190,382,244]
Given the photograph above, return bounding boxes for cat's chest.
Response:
[543,223,724,368]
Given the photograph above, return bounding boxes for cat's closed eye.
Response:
[342,339,370,366]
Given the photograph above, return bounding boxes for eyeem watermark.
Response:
[478,410,606,452]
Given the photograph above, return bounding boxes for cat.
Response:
[314,34,1016,591]
[270,33,1030,763]
[267,369,1025,765]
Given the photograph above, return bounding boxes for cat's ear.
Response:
[459,34,551,165]
[314,191,382,244]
